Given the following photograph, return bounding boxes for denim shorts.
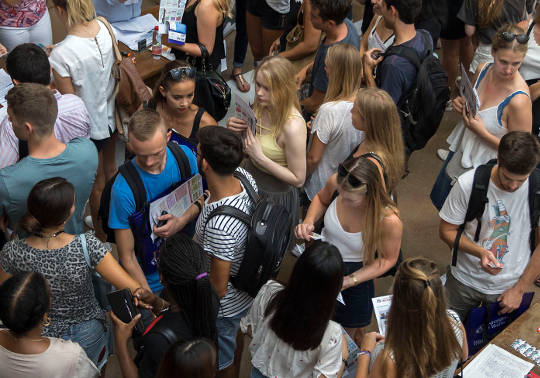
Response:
[216,308,249,370]
[430,150,454,211]
[62,318,112,369]
[334,262,374,328]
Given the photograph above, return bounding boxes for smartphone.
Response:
[107,288,144,334]
[370,51,382,60]
[156,210,168,227]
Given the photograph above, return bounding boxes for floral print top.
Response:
[0,0,47,28]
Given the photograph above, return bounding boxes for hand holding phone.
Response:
[107,288,145,334]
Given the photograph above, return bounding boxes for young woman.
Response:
[305,43,364,201]
[0,272,99,378]
[227,55,307,225]
[355,257,467,378]
[347,88,405,196]
[156,339,217,378]
[359,0,394,57]
[0,177,147,369]
[150,60,216,152]
[0,0,52,51]
[458,0,530,73]
[431,24,532,210]
[112,233,219,378]
[295,157,402,346]
[49,0,117,239]
[241,241,348,378]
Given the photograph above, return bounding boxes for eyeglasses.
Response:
[500,31,529,44]
[337,163,363,187]
[168,66,196,80]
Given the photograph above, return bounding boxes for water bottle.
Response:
[152,26,162,60]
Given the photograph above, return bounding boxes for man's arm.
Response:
[209,256,231,299]
[439,219,502,274]
[115,228,151,292]
[497,228,540,313]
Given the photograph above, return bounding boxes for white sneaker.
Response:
[291,243,305,257]
[84,215,94,229]
[437,149,449,161]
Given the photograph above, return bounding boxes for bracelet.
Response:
[357,350,371,358]
[133,287,144,297]
[193,200,202,213]
[350,274,358,286]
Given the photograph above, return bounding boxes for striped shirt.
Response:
[0,90,90,169]
[196,168,257,318]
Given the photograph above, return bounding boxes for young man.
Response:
[108,108,198,293]
[0,83,97,235]
[298,0,360,114]
[439,131,540,321]
[195,126,257,377]
[0,43,90,169]
[363,0,428,105]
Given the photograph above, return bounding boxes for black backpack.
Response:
[382,30,450,153]
[98,141,191,244]
[204,171,292,297]
[451,160,540,266]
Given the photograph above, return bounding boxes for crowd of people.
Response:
[0,0,540,377]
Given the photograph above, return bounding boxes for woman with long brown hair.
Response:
[355,257,467,378]
[295,157,402,345]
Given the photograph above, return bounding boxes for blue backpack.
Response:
[99,141,192,275]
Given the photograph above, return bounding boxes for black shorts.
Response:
[440,0,466,40]
[247,0,289,30]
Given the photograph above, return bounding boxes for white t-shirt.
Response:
[266,0,291,14]
[0,335,99,378]
[195,168,257,318]
[304,101,364,200]
[520,20,540,81]
[440,168,534,294]
[240,280,343,378]
[49,19,116,140]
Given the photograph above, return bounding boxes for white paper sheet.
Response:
[459,63,480,117]
[149,174,204,241]
[234,96,257,137]
[463,344,534,378]
[372,294,392,336]
[112,26,153,51]
[112,14,158,33]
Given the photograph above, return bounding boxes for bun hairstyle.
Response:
[156,338,216,378]
[18,177,75,235]
[383,257,461,377]
[158,233,219,343]
[0,272,51,335]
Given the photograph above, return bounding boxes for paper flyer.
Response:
[371,294,392,336]
[158,0,187,27]
[234,96,257,137]
[463,344,534,377]
[459,63,480,117]
[149,174,203,240]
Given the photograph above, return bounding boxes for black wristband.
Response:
[194,200,202,213]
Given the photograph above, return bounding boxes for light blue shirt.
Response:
[92,0,142,23]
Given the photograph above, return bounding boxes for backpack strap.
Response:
[359,152,389,188]
[206,205,252,227]
[384,44,422,70]
[167,141,191,180]
[190,108,205,139]
[80,233,91,269]
[96,16,122,64]
[451,163,494,266]
[528,169,540,253]
[233,170,259,203]
[527,21,535,37]
[118,161,147,211]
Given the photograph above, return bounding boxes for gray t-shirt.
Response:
[309,18,361,95]
[0,232,107,337]
[457,0,530,44]
[0,137,98,235]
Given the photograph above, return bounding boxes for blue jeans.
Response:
[250,366,267,378]
[62,318,111,369]
[216,307,249,370]
[430,150,455,211]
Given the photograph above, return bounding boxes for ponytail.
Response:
[18,212,43,235]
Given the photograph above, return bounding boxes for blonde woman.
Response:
[227,55,306,226]
[356,257,467,378]
[295,157,402,345]
[49,0,116,240]
[305,43,365,201]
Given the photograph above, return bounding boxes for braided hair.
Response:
[159,234,219,343]
[0,272,51,335]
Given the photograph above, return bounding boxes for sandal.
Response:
[535,276,540,288]
[233,72,250,92]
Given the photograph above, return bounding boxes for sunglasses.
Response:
[338,163,363,188]
[500,31,529,44]
[168,66,196,80]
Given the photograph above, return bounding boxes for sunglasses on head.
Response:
[337,163,363,188]
[500,31,529,44]
[168,66,196,80]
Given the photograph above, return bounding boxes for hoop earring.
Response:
[42,316,51,327]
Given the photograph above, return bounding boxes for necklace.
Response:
[33,230,64,249]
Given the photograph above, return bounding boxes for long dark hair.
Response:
[158,234,219,343]
[156,338,216,378]
[265,241,343,350]
[151,60,196,106]
[18,177,75,234]
[0,272,51,335]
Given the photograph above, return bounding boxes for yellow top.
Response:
[255,112,305,168]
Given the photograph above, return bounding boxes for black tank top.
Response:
[174,0,225,71]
